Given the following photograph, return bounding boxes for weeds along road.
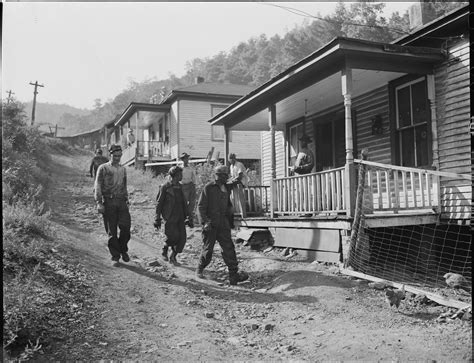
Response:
[41,150,472,361]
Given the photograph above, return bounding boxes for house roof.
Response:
[161,82,255,104]
[114,102,171,127]
[393,5,468,46]
[58,127,102,139]
[208,36,445,130]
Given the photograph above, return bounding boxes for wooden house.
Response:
[209,5,471,279]
[112,80,261,170]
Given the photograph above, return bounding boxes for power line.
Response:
[257,2,410,35]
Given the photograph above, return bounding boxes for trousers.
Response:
[181,183,196,221]
[197,217,238,273]
[103,198,131,260]
[163,218,186,253]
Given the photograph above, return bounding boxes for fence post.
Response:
[345,148,368,268]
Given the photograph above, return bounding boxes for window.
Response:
[211,104,230,141]
[395,78,430,167]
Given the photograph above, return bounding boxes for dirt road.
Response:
[40,151,472,361]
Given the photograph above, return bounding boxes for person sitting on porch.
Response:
[228,153,248,217]
[126,128,135,147]
[292,133,314,175]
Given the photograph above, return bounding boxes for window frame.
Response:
[211,104,231,142]
[390,75,432,168]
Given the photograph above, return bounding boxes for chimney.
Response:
[408,1,437,30]
[195,76,205,84]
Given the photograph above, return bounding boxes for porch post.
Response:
[269,104,277,218]
[224,127,230,166]
[427,74,439,169]
[341,67,356,217]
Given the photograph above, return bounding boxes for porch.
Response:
[121,140,171,167]
[238,158,447,228]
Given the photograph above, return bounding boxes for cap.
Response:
[180,152,190,160]
[168,166,183,177]
[215,165,229,175]
[299,134,312,143]
[109,144,122,153]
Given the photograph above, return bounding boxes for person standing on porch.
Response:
[179,152,196,228]
[228,153,248,218]
[94,144,132,267]
[126,128,135,147]
[292,134,314,175]
[154,166,188,265]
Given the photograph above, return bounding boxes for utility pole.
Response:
[29,81,44,126]
[6,90,15,104]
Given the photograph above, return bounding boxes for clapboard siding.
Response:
[178,99,261,160]
[170,103,178,158]
[261,130,285,186]
[353,86,391,164]
[434,38,471,223]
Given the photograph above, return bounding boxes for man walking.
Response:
[89,148,109,179]
[179,152,196,228]
[94,144,131,267]
[154,166,188,265]
[195,165,249,285]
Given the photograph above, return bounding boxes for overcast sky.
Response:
[2,2,415,110]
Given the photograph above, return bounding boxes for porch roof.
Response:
[208,37,445,131]
[114,102,171,127]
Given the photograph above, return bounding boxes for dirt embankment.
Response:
[36,151,472,361]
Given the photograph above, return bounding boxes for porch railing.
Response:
[137,140,170,158]
[273,167,346,215]
[355,159,440,213]
[243,186,270,215]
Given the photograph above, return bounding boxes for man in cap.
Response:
[154,166,188,265]
[178,152,196,228]
[94,144,132,267]
[292,133,314,175]
[195,165,249,285]
[89,148,109,179]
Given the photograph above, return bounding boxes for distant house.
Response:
[111,79,261,171]
[58,127,102,150]
[208,4,471,286]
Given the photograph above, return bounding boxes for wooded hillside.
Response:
[17,1,467,137]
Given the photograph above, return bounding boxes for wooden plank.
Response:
[384,171,391,209]
[274,228,340,252]
[393,171,400,211]
[410,172,417,208]
[297,250,341,263]
[376,170,382,209]
[364,214,438,228]
[340,269,471,310]
[419,172,425,208]
[355,159,471,180]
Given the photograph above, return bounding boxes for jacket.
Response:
[197,181,233,226]
[155,181,187,222]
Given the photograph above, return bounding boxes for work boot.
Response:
[169,251,180,266]
[121,252,130,263]
[195,267,205,279]
[161,246,169,261]
[111,258,120,267]
[229,271,249,285]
